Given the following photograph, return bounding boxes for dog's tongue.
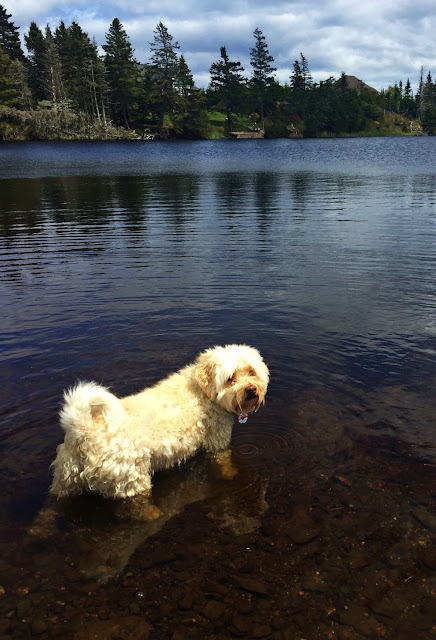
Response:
[238,413,248,423]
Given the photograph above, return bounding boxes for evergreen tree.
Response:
[400,78,415,118]
[174,54,193,97]
[172,55,210,138]
[303,77,336,136]
[64,22,98,113]
[53,21,70,71]
[25,21,47,102]
[249,28,276,127]
[0,43,17,106]
[209,46,245,133]
[416,66,425,119]
[88,42,109,124]
[290,53,312,118]
[42,26,65,106]
[53,21,104,115]
[422,71,436,133]
[0,5,25,61]
[300,54,313,87]
[103,18,140,128]
[10,58,32,108]
[384,83,402,113]
[149,22,180,131]
[338,71,348,93]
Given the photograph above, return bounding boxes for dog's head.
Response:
[193,344,269,415]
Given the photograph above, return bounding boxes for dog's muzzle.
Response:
[245,384,259,401]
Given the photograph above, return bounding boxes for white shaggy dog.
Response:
[51,345,269,500]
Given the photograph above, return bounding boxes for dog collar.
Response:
[238,413,248,423]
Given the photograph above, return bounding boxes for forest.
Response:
[0,4,435,141]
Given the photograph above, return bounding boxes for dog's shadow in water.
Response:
[30,452,268,582]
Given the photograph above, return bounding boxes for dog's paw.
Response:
[28,507,59,538]
[142,504,163,521]
[213,449,238,480]
[220,463,239,480]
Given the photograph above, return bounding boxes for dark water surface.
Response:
[1,138,436,639]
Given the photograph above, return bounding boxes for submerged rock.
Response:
[285,505,321,544]
[234,576,269,595]
[411,505,436,530]
[202,599,226,620]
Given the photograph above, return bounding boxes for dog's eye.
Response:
[227,374,235,384]
[249,368,256,377]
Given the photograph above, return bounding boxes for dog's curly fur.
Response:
[51,344,269,499]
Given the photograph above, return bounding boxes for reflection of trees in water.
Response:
[42,178,113,226]
[289,172,368,216]
[152,174,199,243]
[253,172,278,234]
[215,173,249,222]
[290,171,310,213]
[410,174,436,208]
[2,173,200,238]
[4,169,436,290]
[0,179,45,238]
[114,176,149,231]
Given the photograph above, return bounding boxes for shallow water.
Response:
[1,138,436,639]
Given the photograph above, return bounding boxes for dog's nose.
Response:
[245,384,258,399]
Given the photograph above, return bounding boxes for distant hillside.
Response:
[344,75,378,93]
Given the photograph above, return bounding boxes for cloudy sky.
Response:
[6,0,436,92]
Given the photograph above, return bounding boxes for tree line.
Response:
[1,4,435,140]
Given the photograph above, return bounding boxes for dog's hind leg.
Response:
[50,440,88,497]
[109,456,153,499]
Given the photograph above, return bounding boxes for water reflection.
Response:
[30,454,268,582]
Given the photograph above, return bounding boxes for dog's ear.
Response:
[260,360,270,384]
[193,353,216,399]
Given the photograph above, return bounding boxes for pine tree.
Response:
[149,22,180,131]
[401,78,414,117]
[64,22,97,114]
[338,71,348,93]
[103,18,140,128]
[249,28,276,127]
[25,22,47,102]
[300,54,313,88]
[88,42,109,123]
[0,43,17,106]
[10,58,32,108]
[290,53,313,118]
[416,66,425,119]
[422,71,436,133]
[174,54,193,97]
[172,55,209,138]
[43,26,65,106]
[0,5,25,61]
[53,21,102,115]
[209,46,245,133]
[53,21,70,71]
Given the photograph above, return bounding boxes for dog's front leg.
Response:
[212,449,238,480]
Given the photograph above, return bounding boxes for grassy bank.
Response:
[0,107,138,141]
[207,110,424,139]
[0,106,424,141]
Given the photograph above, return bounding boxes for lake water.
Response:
[1,138,436,639]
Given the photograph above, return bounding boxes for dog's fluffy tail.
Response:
[60,381,126,438]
